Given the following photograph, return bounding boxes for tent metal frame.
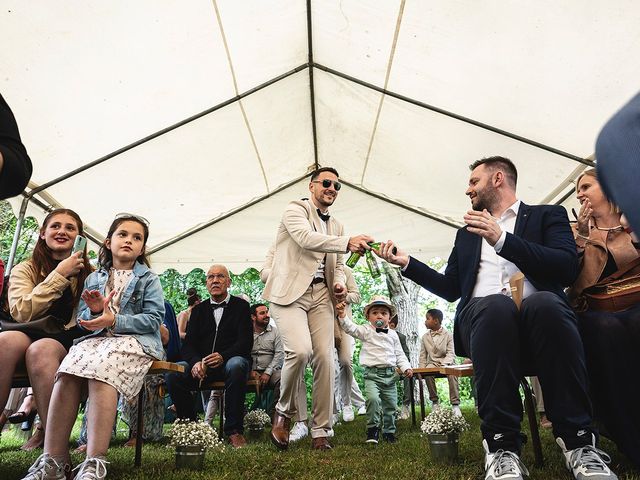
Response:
[5,5,597,272]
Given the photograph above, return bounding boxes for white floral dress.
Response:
[58,269,154,401]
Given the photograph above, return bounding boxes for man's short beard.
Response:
[473,187,499,213]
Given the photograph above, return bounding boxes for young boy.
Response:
[336,295,412,444]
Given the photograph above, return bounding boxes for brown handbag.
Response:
[583,256,640,312]
[0,315,68,335]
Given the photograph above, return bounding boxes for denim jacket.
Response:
[76,262,165,360]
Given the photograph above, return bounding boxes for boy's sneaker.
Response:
[382,432,397,443]
[366,427,380,444]
[21,454,71,480]
[556,434,618,480]
[399,405,411,420]
[452,405,462,417]
[289,421,309,443]
[342,405,355,422]
[72,457,109,480]
[357,405,366,415]
[483,439,529,480]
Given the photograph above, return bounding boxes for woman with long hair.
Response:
[0,208,92,449]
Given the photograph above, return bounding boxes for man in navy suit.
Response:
[166,264,252,449]
[379,157,616,480]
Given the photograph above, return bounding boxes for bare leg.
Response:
[86,380,118,458]
[25,338,67,429]
[0,332,32,410]
[44,373,84,457]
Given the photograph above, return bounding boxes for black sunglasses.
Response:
[312,179,342,191]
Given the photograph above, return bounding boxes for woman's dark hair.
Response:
[186,287,201,306]
[99,215,150,269]
[31,208,93,306]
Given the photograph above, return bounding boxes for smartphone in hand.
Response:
[72,235,87,254]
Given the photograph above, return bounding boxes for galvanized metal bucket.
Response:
[427,433,459,463]
[175,445,206,469]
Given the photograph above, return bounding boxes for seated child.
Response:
[336,295,412,444]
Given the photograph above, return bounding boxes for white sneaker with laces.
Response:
[483,439,529,480]
[288,421,309,443]
[399,405,411,420]
[73,457,109,480]
[357,405,366,416]
[452,405,462,417]
[21,454,70,480]
[556,434,618,480]
[342,405,355,422]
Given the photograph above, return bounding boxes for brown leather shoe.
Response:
[311,436,332,450]
[270,412,291,450]
[228,433,247,448]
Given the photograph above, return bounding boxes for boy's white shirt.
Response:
[339,314,411,372]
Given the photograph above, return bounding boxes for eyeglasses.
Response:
[312,179,342,191]
[114,212,150,227]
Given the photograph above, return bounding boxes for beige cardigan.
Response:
[8,260,78,327]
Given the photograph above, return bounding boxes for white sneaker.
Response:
[327,428,335,438]
[452,405,462,417]
[342,405,355,422]
[431,402,441,412]
[398,406,411,420]
[21,454,71,480]
[288,421,308,443]
[483,439,529,480]
[357,405,366,416]
[73,457,109,480]
[556,434,618,480]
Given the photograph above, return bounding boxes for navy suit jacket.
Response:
[181,295,253,369]
[403,203,578,354]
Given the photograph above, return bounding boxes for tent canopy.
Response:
[3,1,639,273]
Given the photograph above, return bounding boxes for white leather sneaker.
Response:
[483,439,529,480]
[342,405,355,422]
[288,421,309,443]
[556,434,618,480]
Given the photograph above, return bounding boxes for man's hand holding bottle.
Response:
[375,241,410,269]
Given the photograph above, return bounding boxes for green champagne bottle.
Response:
[345,242,394,268]
[365,250,381,278]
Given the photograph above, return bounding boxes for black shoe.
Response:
[366,427,379,444]
[382,433,397,443]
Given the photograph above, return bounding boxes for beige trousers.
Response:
[270,283,334,438]
[425,362,460,405]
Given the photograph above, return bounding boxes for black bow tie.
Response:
[376,328,388,334]
[212,302,227,311]
[317,209,330,222]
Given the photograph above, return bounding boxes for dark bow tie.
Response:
[317,209,330,222]
[376,328,388,334]
[212,302,227,311]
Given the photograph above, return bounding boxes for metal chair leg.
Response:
[134,389,144,467]
[521,378,544,467]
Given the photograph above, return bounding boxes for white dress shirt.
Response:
[471,200,537,299]
[339,315,411,372]
[209,293,231,327]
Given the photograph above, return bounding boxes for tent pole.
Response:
[6,196,30,272]
[306,0,319,169]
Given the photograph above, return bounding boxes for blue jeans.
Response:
[166,356,250,436]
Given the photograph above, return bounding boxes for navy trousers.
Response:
[166,356,250,436]
[457,292,595,453]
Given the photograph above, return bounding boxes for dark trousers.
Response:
[457,292,595,453]
[579,304,640,468]
[166,356,250,436]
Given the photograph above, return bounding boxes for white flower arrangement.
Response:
[169,419,225,450]
[420,408,470,435]
[243,409,272,429]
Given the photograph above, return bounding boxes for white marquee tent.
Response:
[3,1,640,274]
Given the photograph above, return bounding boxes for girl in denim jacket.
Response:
[22,214,165,480]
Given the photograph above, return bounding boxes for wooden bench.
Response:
[10,360,185,468]
[409,364,543,467]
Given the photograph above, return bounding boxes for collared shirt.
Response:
[419,327,455,368]
[251,323,284,376]
[471,200,537,299]
[339,315,411,372]
[209,293,231,327]
[309,199,327,281]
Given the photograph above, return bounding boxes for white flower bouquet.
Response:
[420,408,470,435]
[169,419,225,450]
[243,409,272,429]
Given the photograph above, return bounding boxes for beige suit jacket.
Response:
[418,328,456,368]
[262,199,349,306]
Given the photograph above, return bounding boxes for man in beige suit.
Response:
[418,308,461,416]
[262,167,373,450]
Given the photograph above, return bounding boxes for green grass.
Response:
[1,407,638,480]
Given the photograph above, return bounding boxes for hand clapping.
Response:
[78,290,116,331]
[463,209,503,246]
